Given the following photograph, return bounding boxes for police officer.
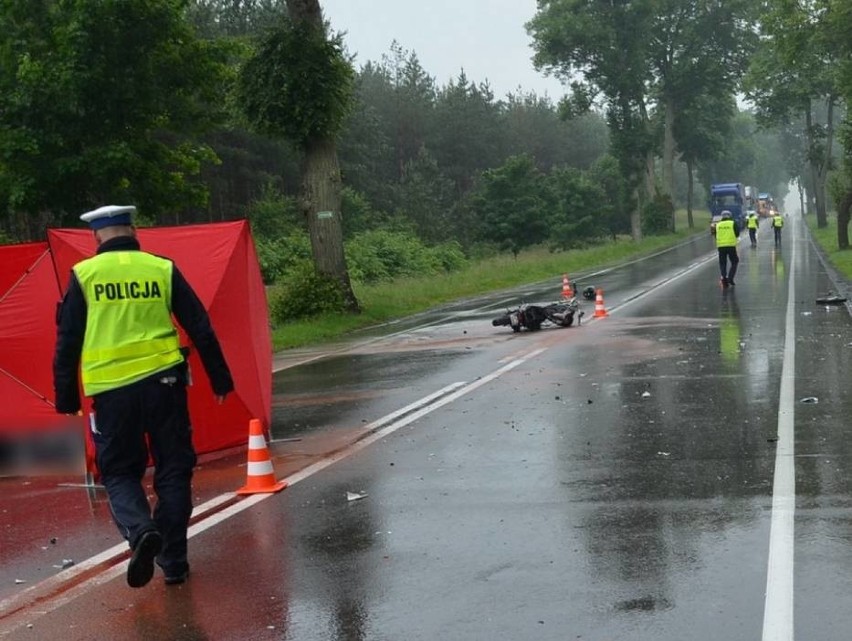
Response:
[746,210,759,248]
[715,210,740,287]
[772,210,784,244]
[53,205,234,588]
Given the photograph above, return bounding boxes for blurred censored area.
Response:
[0,419,85,477]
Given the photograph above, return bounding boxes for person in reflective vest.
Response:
[53,205,234,588]
[746,210,759,248]
[772,211,784,244]
[715,210,740,287]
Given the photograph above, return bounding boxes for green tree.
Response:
[338,45,438,217]
[528,0,657,241]
[744,0,839,228]
[823,0,852,246]
[187,0,283,38]
[589,154,632,239]
[674,89,735,228]
[474,155,548,256]
[395,147,455,243]
[237,2,360,312]
[0,0,227,239]
[433,72,505,196]
[697,111,789,204]
[338,64,397,214]
[546,166,608,250]
[502,92,609,172]
[648,0,755,209]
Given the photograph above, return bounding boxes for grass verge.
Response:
[272,210,709,350]
[805,214,852,279]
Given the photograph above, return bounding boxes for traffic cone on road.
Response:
[593,289,609,318]
[236,419,288,495]
[561,274,574,299]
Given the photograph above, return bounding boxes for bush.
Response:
[269,261,347,322]
[425,240,467,273]
[247,186,301,239]
[345,229,465,283]
[641,192,674,236]
[255,231,312,284]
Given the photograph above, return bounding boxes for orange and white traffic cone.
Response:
[593,288,608,318]
[236,419,288,495]
[561,274,574,299]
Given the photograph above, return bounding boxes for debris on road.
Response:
[346,491,368,502]
[815,293,847,305]
[799,397,819,404]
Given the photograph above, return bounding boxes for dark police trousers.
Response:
[92,369,195,577]
[718,246,739,281]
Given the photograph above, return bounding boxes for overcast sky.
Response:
[321,0,567,100]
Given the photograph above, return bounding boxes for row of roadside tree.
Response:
[1,1,849,319]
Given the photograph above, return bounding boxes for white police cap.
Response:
[80,205,136,230]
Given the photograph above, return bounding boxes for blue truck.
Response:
[709,183,746,234]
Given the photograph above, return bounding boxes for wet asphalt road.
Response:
[3,217,852,640]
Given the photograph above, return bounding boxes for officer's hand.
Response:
[56,405,82,415]
[215,394,227,405]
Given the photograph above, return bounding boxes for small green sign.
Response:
[317,210,334,220]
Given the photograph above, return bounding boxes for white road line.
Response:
[762,221,797,641]
[597,253,717,317]
[0,349,544,631]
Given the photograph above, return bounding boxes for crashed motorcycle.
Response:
[491,298,583,332]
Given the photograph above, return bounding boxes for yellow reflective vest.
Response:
[747,215,758,230]
[73,251,183,395]
[715,219,738,248]
[772,215,784,228]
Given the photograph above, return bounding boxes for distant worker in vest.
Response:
[715,210,740,288]
[746,210,759,248]
[772,210,784,245]
[53,205,234,588]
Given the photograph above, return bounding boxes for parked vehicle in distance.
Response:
[758,192,776,218]
[709,183,746,234]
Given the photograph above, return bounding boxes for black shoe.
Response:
[127,531,163,588]
[728,279,736,286]
[721,277,729,287]
[164,569,189,585]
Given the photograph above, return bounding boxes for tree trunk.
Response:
[301,136,360,312]
[805,106,828,228]
[631,187,642,242]
[818,98,835,220]
[804,171,815,215]
[837,190,852,250]
[686,158,694,229]
[663,94,676,230]
[286,0,359,313]
[640,99,655,203]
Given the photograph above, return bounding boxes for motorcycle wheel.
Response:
[510,312,521,332]
[492,315,511,327]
